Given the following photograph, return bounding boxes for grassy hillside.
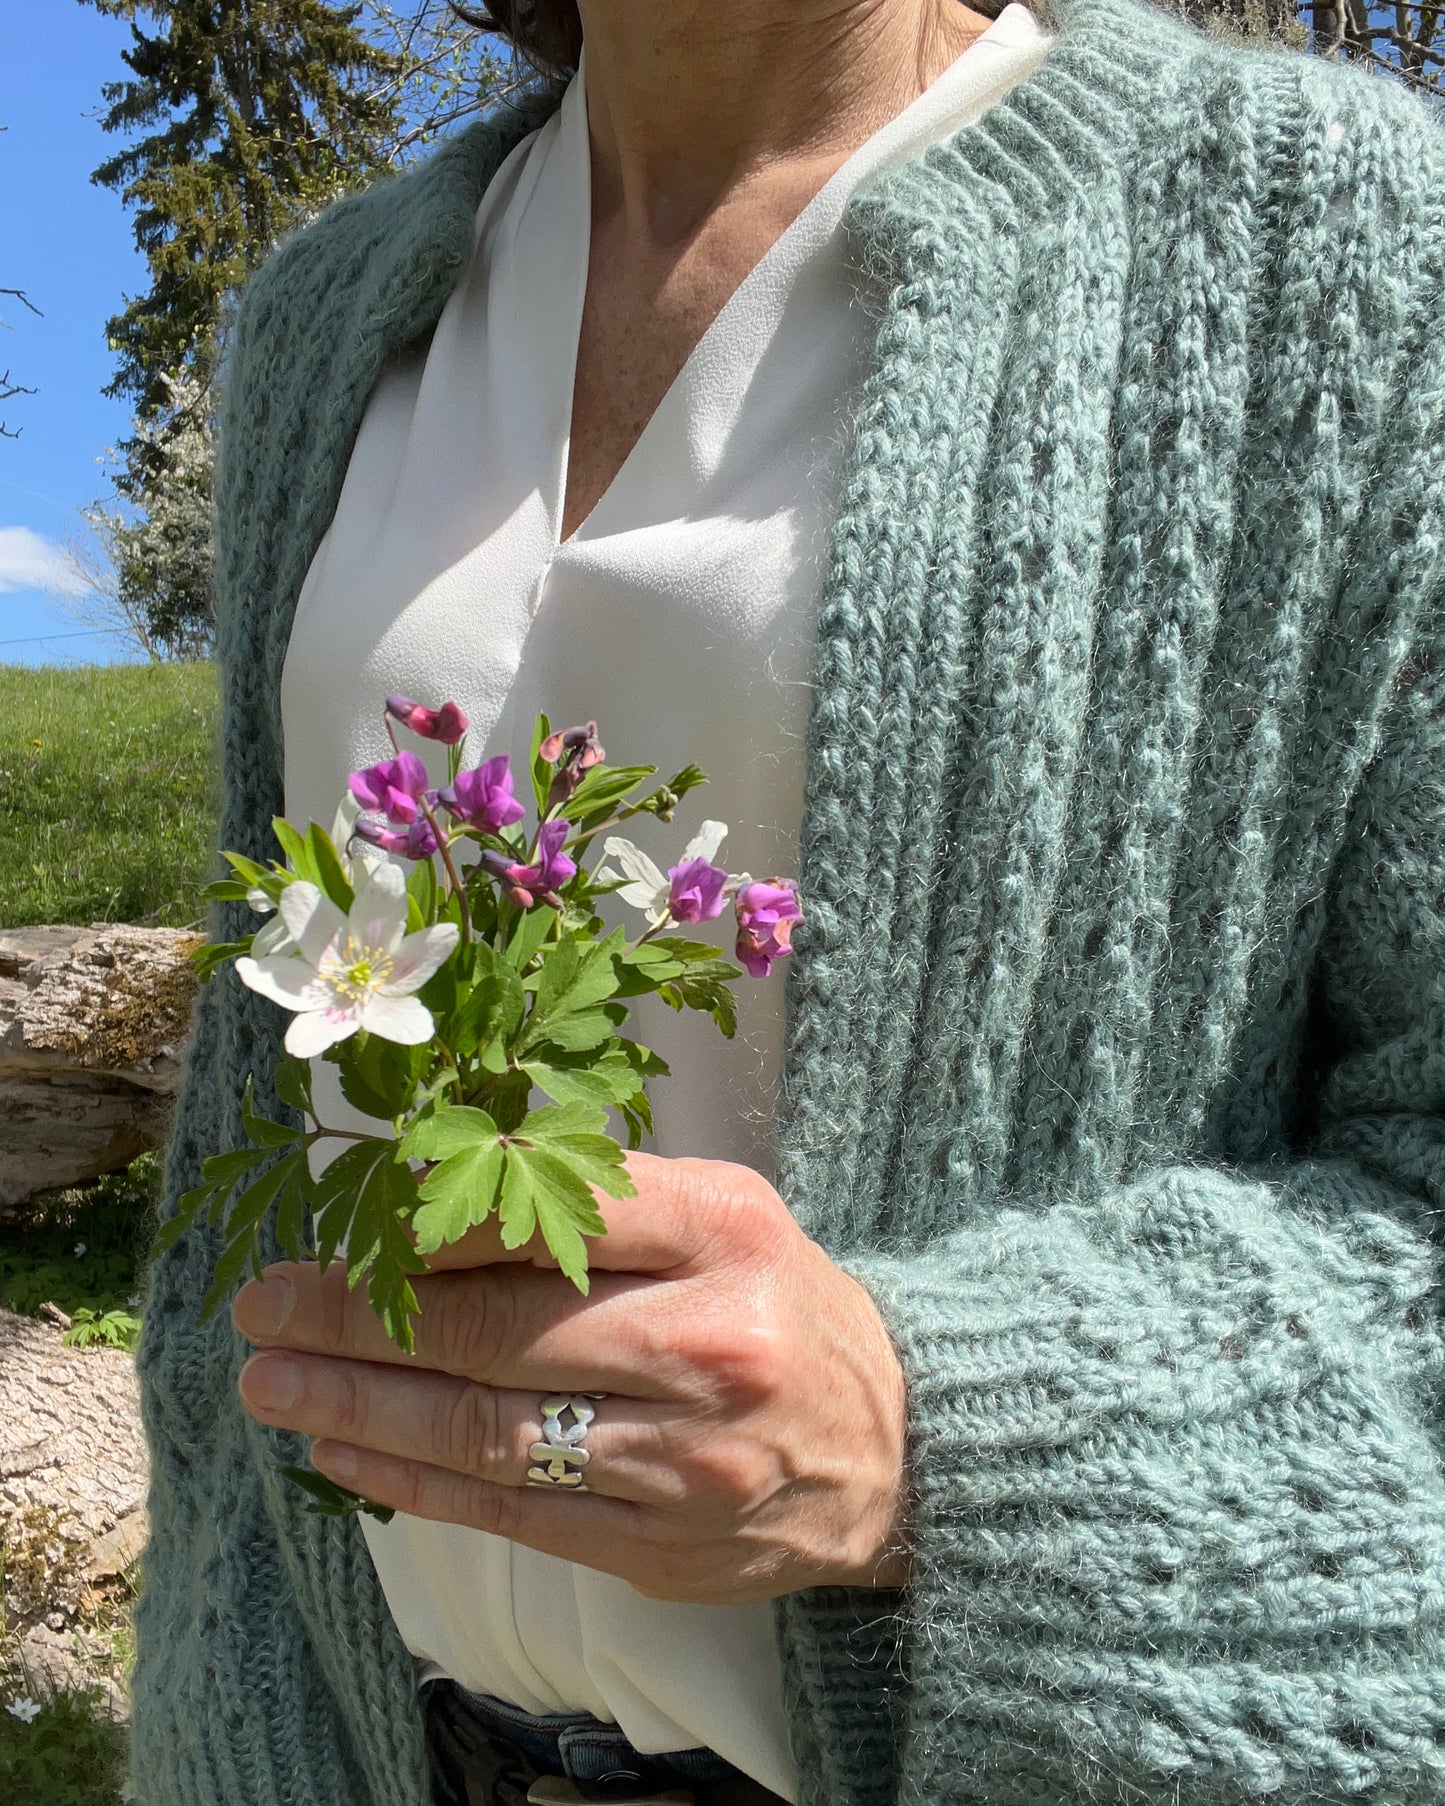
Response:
[0,663,220,930]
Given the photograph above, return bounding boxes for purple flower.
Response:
[539,721,605,768]
[349,751,434,826]
[385,694,470,745]
[541,721,606,806]
[353,816,440,861]
[734,881,804,978]
[482,818,578,910]
[437,754,527,835]
[666,857,728,924]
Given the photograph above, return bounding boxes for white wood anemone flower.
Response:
[235,861,459,1058]
[246,791,389,958]
[598,820,729,925]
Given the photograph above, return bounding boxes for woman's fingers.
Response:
[234,1259,690,1399]
[411,1151,778,1276]
[239,1348,684,1507]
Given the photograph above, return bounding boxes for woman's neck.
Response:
[575,0,998,247]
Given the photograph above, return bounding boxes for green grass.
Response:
[0,1669,130,1806]
[0,1154,160,1352]
[0,666,203,1775]
[0,662,220,930]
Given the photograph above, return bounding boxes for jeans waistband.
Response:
[445,1682,746,1790]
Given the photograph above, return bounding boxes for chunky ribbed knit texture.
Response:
[131,1,1445,1800]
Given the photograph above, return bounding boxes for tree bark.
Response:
[0,924,201,1208]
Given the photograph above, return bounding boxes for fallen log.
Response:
[0,923,201,1207]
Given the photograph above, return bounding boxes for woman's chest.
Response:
[561,181,844,541]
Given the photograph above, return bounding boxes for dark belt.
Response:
[422,1679,792,1806]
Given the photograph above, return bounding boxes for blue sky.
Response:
[1,2,146,666]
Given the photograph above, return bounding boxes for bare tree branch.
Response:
[0,280,42,436]
[0,287,42,319]
[0,367,37,439]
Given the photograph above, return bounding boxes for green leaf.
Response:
[413,1138,506,1255]
[520,1049,638,1110]
[503,901,558,975]
[309,1141,396,1274]
[617,1037,670,1082]
[535,1008,613,1053]
[200,1144,274,1188]
[274,1156,311,1261]
[306,821,355,913]
[404,1106,506,1254]
[280,1465,396,1525]
[631,765,709,821]
[299,1141,427,1351]
[242,1076,303,1148]
[485,1068,532,1133]
[222,850,275,889]
[613,944,686,996]
[407,853,438,924]
[514,1103,638,1198]
[271,816,317,884]
[274,1056,315,1121]
[564,763,656,832]
[334,1031,421,1121]
[496,1140,609,1292]
[149,1179,221,1260]
[201,878,254,902]
[412,1065,461,1114]
[192,938,251,982]
[400,1105,500,1163]
[636,939,743,1038]
[363,1206,428,1352]
[199,1152,304,1319]
[529,710,553,817]
[449,944,526,1059]
[519,929,624,1054]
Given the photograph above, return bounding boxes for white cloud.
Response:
[0,525,88,598]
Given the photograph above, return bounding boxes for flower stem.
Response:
[385,708,472,947]
[563,801,647,855]
[421,795,472,948]
[629,910,674,953]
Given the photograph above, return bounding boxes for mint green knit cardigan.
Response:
[131,0,1445,1800]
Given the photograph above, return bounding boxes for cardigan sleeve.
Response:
[828,614,1445,1799]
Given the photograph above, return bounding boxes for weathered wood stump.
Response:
[0,924,202,1207]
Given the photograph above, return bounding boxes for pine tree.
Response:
[85,0,403,421]
[80,0,404,653]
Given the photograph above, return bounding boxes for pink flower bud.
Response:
[666,857,728,923]
[353,816,440,861]
[386,695,470,745]
[481,820,577,911]
[734,880,803,978]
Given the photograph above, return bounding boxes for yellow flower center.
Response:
[327,936,393,1000]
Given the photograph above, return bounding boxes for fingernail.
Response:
[242,1354,301,1412]
[236,1274,293,1340]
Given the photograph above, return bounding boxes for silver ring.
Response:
[526,1393,607,1491]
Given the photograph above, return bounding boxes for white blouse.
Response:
[280,8,1051,1795]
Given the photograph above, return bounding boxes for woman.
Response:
[131,0,1445,1802]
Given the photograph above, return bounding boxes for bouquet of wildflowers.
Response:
[155,698,803,1377]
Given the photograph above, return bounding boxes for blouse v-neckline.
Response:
[549,5,1051,552]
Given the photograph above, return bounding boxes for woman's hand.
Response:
[231,1153,912,1604]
